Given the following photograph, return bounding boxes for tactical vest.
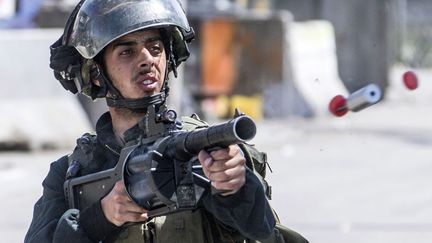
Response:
[67,115,308,243]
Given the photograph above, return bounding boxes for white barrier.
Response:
[0,29,91,150]
[289,20,348,117]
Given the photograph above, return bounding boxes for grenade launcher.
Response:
[64,105,256,217]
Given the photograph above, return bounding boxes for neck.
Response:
[109,106,146,140]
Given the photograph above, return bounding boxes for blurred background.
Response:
[0,0,431,242]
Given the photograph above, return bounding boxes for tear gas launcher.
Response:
[64,106,256,217]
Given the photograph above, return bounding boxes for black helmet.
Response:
[52,0,194,110]
[69,0,193,61]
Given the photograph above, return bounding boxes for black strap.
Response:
[106,92,166,111]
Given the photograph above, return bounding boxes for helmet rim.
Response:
[68,0,192,61]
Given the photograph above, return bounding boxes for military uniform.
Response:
[31,0,309,241]
[25,112,277,243]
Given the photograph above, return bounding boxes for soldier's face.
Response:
[103,29,167,99]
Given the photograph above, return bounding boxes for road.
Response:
[258,99,432,243]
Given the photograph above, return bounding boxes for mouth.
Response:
[136,75,158,93]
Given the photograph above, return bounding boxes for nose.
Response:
[138,47,155,70]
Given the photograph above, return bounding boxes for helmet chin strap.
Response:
[106,92,167,112]
[89,62,170,113]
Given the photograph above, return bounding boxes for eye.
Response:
[119,48,133,56]
[149,43,163,55]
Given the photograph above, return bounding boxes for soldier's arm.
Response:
[199,147,276,240]
[24,156,121,243]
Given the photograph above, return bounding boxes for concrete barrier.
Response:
[0,29,91,150]
[289,20,349,117]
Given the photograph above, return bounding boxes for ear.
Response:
[92,78,101,87]
[89,63,103,87]
[89,64,110,99]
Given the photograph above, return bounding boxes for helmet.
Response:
[53,0,194,109]
[68,0,193,62]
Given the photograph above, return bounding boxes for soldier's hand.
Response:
[198,145,246,196]
[101,180,148,226]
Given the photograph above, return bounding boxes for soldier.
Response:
[24,0,280,242]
